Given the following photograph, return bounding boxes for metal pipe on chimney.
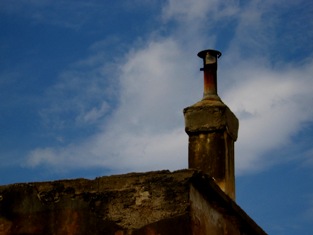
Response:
[197,50,221,100]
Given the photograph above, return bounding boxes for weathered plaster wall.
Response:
[0,170,266,235]
[190,184,240,235]
[190,173,267,235]
[0,170,191,235]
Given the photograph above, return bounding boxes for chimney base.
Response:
[184,99,238,200]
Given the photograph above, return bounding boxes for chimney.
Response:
[183,49,239,200]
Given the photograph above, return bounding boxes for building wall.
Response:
[0,170,266,235]
[0,171,191,235]
[190,185,240,235]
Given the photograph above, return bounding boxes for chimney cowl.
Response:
[197,49,222,71]
[196,49,222,100]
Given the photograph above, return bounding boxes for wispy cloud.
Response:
[304,194,313,222]
[38,41,120,132]
[0,0,117,29]
[28,37,195,172]
[26,0,313,176]
[162,0,239,23]
[222,59,313,173]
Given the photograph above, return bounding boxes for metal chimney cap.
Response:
[198,49,222,71]
[197,49,222,59]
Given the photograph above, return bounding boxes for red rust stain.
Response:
[144,226,160,235]
[114,230,124,235]
[0,218,12,234]
[58,209,79,235]
[203,71,217,95]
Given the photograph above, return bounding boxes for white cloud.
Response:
[27,128,187,173]
[78,101,110,124]
[27,37,196,172]
[162,0,239,23]
[26,1,313,176]
[221,59,313,173]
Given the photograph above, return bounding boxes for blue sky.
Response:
[1,0,313,234]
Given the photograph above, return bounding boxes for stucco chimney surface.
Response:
[183,49,239,200]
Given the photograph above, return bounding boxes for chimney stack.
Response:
[183,49,239,200]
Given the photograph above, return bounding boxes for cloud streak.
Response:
[222,59,313,173]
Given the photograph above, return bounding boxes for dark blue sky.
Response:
[1,1,313,234]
